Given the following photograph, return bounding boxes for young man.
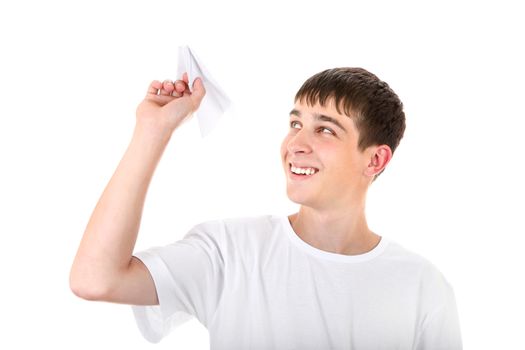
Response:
[70,68,462,349]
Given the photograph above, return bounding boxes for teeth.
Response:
[291,166,318,175]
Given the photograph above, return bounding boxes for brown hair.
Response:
[294,67,406,181]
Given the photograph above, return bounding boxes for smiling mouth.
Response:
[288,163,320,177]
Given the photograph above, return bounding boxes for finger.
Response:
[171,89,182,97]
[183,75,198,96]
[160,79,174,96]
[163,80,175,94]
[174,79,187,93]
[149,94,176,104]
[146,80,162,96]
[190,77,206,104]
[181,72,192,93]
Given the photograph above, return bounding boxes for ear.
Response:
[364,145,393,177]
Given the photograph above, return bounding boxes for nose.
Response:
[287,128,313,154]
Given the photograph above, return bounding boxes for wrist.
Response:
[133,120,173,144]
[131,126,172,156]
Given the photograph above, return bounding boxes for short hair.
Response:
[294,67,406,181]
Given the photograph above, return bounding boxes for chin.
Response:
[286,187,316,206]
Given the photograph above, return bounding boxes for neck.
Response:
[288,203,380,256]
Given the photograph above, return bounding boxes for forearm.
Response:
[70,125,171,295]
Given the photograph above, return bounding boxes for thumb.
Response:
[190,77,206,106]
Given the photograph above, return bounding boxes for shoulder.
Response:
[191,214,277,235]
[182,215,282,264]
[383,239,447,273]
[383,239,456,304]
[185,214,279,245]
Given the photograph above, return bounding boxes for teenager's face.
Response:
[280,99,375,209]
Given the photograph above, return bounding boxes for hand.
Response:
[135,72,206,136]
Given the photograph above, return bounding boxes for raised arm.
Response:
[69,73,206,305]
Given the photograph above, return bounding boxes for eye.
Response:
[319,127,335,135]
[289,121,335,135]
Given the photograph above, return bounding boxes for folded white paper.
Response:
[177,45,232,138]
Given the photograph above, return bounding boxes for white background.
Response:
[1,0,524,348]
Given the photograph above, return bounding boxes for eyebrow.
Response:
[289,109,347,133]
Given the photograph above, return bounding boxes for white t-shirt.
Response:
[131,214,462,349]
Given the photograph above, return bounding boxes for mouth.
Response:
[288,163,320,180]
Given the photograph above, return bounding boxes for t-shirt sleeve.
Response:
[130,221,225,343]
[415,266,463,350]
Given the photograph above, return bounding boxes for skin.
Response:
[70,72,206,305]
[135,72,206,138]
[280,98,393,255]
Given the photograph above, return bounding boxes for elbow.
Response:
[69,269,111,301]
[70,283,104,301]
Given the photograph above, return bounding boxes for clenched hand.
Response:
[135,72,206,137]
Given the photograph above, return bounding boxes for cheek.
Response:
[328,152,358,176]
[280,136,290,159]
